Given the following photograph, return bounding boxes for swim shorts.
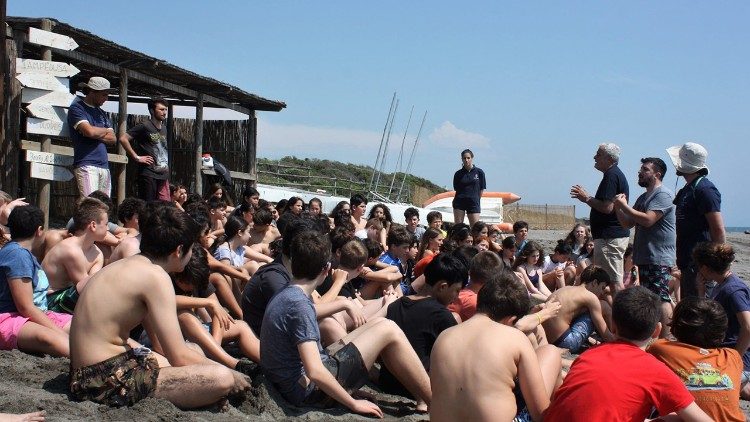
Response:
[301,342,369,408]
[513,407,532,422]
[47,285,80,314]
[638,264,672,303]
[452,196,481,214]
[0,311,72,350]
[70,347,160,407]
[552,313,595,354]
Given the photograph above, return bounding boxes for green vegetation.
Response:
[257,156,446,205]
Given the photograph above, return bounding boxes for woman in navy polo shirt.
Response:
[452,149,486,225]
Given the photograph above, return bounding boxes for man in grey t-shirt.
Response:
[613,157,675,338]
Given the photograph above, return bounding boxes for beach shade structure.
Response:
[423,191,521,225]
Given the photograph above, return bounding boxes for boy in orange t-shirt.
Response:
[448,251,501,322]
[648,297,744,422]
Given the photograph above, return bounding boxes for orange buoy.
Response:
[423,191,521,207]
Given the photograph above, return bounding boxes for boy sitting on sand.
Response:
[69,203,249,408]
[260,231,432,417]
[430,270,562,422]
[379,253,464,399]
[0,206,71,357]
[248,208,281,246]
[448,250,502,322]
[541,265,615,353]
[42,198,109,313]
[545,287,711,421]
[648,297,745,421]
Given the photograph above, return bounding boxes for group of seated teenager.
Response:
[0,187,746,420]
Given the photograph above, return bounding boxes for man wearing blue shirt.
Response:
[68,77,117,197]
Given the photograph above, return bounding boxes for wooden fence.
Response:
[503,203,576,230]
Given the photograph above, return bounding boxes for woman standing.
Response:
[452,149,486,225]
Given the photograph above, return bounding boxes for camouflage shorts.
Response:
[47,285,79,314]
[639,264,673,303]
[70,347,160,407]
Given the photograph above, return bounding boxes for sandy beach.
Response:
[1,230,749,420]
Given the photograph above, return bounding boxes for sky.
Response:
[9,1,750,225]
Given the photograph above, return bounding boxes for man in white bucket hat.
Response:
[67,76,117,198]
[667,142,725,298]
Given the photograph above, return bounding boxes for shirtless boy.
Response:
[541,265,615,353]
[69,203,249,408]
[260,230,431,417]
[247,208,281,246]
[109,197,146,263]
[42,198,108,313]
[430,270,562,422]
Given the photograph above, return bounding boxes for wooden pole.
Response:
[247,110,257,187]
[37,19,53,228]
[167,102,174,181]
[193,94,203,194]
[5,29,22,198]
[0,0,6,159]
[116,68,128,205]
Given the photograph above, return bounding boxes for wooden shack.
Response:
[1,17,285,223]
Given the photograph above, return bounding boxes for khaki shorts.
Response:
[593,237,628,283]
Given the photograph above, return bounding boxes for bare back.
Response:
[42,235,102,292]
[542,285,598,343]
[430,315,544,422]
[69,254,182,369]
[248,225,280,246]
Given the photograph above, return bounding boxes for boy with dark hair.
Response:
[69,203,249,408]
[248,208,281,246]
[404,207,426,241]
[448,251,502,322]
[513,220,529,256]
[119,97,171,201]
[545,287,711,421]
[541,239,575,289]
[117,197,145,230]
[426,210,446,237]
[375,226,413,294]
[541,265,615,353]
[349,193,368,231]
[42,198,109,313]
[0,206,71,357]
[431,271,561,422]
[649,297,744,421]
[207,197,228,236]
[379,253,464,400]
[260,231,431,416]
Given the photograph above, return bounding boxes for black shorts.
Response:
[302,342,369,408]
[452,196,481,214]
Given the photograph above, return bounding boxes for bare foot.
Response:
[0,411,46,422]
[415,400,428,413]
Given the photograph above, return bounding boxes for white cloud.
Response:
[428,121,491,148]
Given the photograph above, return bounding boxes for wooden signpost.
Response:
[26,150,74,166]
[26,117,69,137]
[29,162,74,182]
[21,88,75,107]
[25,103,66,122]
[16,73,69,91]
[15,58,80,77]
[28,27,79,51]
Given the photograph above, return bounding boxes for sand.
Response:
[0,230,748,420]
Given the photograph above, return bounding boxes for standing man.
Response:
[667,142,724,298]
[571,143,630,291]
[119,98,171,201]
[68,77,117,197]
[613,157,676,337]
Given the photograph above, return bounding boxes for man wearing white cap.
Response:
[667,142,725,298]
[68,76,117,197]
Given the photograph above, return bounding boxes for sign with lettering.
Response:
[26,150,74,166]
[30,162,74,181]
[21,88,76,107]
[15,58,80,77]
[28,27,79,51]
[26,118,70,137]
[25,103,66,122]
[16,73,69,91]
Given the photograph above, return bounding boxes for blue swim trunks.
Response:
[552,313,595,354]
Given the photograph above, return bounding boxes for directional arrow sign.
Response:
[21,88,76,107]
[26,118,70,137]
[25,103,67,122]
[26,150,74,166]
[28,27,78,51]
[16,58,80,77]
[16,73,69,92]
[30,162,74,182]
